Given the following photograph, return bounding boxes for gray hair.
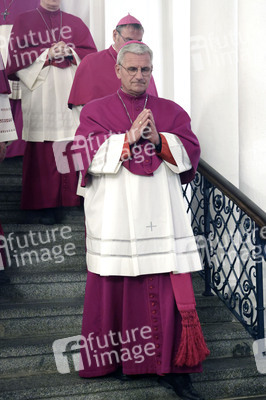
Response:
[116,24,144,34]
[117,42,153,65]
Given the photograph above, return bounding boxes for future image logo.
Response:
[53,327,156,374]
[0,226,76,268]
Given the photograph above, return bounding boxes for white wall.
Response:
[190,0,266,210]
[61,0,105,50]
[191,0,239,187]
[238,0,266,210]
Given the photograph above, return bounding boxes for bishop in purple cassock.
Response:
[6,0,97,223]
[71,41,209,399]
[68,14,157,110]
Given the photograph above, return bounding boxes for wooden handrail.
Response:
[198,159,266,229]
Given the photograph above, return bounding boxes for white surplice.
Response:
[0,93,17,143]
[16,49,80,142]
[84,132,202,277]
[0,25,21,99]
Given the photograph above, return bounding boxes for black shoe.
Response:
[40,208,56,225]
[54,207,64,224]
[0,270,10,284]
[158,373,205,400]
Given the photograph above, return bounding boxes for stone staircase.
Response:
[0,156,266,400]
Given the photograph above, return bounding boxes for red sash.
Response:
[170,272,210,367]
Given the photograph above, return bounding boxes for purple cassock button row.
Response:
[147,275,163,370]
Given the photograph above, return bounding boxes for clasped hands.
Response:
[48,41,72,61]
[126,109,160,147]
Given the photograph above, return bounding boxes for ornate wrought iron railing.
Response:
[183,159,266,339]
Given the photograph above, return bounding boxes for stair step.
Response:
[0,297,83,339]
[202,321,253,359]
[196,296,236,323]
[0,156,23,173]
[0,334,78,378]
[0,207,84,224]
[219,396,266,400]
[4,253,86,273]
[0,373,177,400]
[2,223,86,234]
[0,271,86,300]
[0,191,21,203]
[1,223,86,270]
[1,223,86,267]
[0,356,265,400]
[193,357,266,400]
[0,175,22,188]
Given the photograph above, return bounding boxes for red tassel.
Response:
[175,309,210,367]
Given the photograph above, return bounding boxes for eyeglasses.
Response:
[119,64,153,76]
[117,30,142,43]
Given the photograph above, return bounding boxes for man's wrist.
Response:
[126,131,136,146]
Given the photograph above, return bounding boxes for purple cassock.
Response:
[74,89,202,377]
[6,6,97,78]
[76,89,200,186]
[68,45,158,108]
[80,272,202,377]
[0,0,40,158]
[0,0,39,24]
[6,5,97,210]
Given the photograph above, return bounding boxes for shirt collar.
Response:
[118,87,147,102]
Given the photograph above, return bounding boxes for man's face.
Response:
[115,52,152,97]
[113,26,143,52]
[40,0,61,11]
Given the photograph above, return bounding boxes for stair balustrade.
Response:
[182,159,266,340]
